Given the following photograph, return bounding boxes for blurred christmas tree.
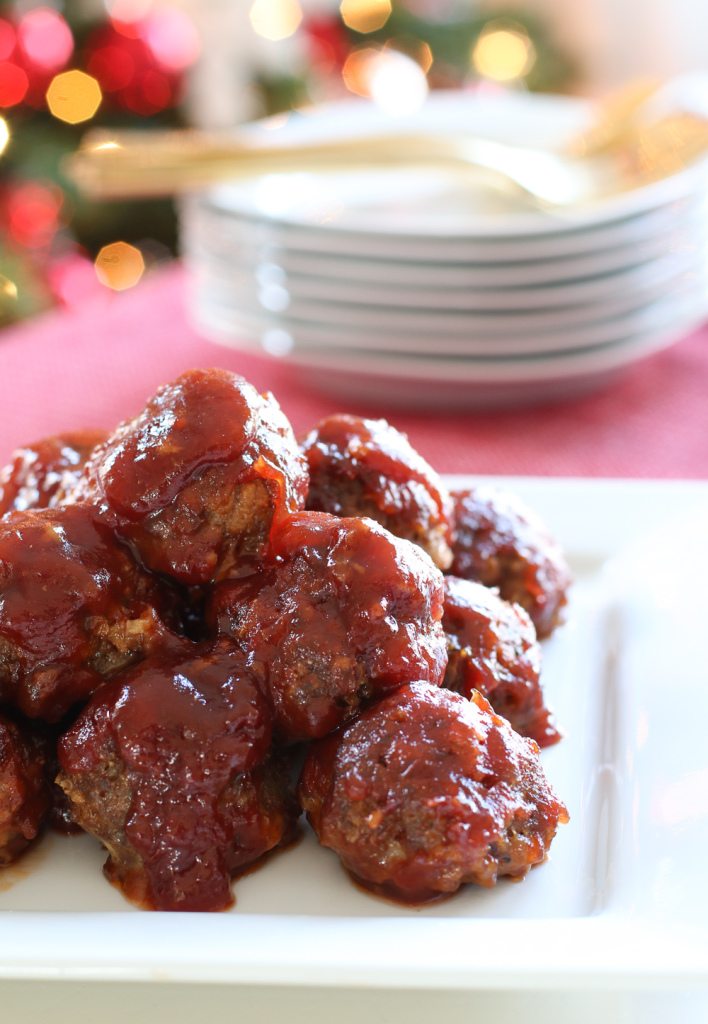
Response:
[0,0,198,325]
[0,0,574,327]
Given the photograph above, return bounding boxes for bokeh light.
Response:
[94,241,145,291]
[144,9,200,72]
[0,19,16,61]
[250,0,303,42]
[46,70,102,124]
[87,42,136,92]
[341,47,377,97]
[7,181,63,249]
[343,47,429,114]
[18,8,73,73]
[0,61,29,107]
[471,23,537,83]
[0,274,18,301]
[0,115,9,155]
[339,0,392,34]
[368,49,429,114]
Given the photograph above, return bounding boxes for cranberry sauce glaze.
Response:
[209,511,447,743]
[0,714,51,865]
[443,576,560,748]
[58,644,298,912]
[73,368,308,585]
[0,504,166,721]
[0,430,107,516]
[450,485,571,639]
[302,414,453,571]
[300,681,569,905]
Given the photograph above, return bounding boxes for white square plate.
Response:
[1,477,707,995]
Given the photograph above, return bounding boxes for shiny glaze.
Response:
[210,511,447,743]
[300,681,568,905]
[450,485,571,638]
[0,504,162,720]
[302,414,453,569]
[58,644,297,912]
[0,430,106,515]
[76,369,308,584]
[443,576,560,748]
[0,714,50,865]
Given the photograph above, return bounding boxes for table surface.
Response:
[0,265,706,478]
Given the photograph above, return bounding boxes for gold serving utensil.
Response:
[65,81,708,208]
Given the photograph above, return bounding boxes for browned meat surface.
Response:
[443,576,560,747]
[299,681,568,904]
[450,485,571,638]
[0,714,50,865]
[0,504,166,721]
[57,644,298,911]
[302,414,453,570]
[72,368,308,585]
[209,511,447,743]
[0,430,106,515]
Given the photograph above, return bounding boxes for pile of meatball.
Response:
[0,369,570,911]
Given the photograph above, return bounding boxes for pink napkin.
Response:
[0,265,706,478]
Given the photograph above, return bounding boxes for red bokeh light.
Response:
[6,182,64,249]
[0,19,16,62]
[122,67,174,114]
[87,44,136,92]
[0,61,28,107]
[18,8,73,72]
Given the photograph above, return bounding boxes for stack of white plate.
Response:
[182,87,708,409]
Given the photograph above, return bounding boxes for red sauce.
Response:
[302,414,453,569]
[0,430,106,515]
[76,369,308,585]
[0,504,162,720]
[443,576,561,748]
[58,644,298,912]
[299,682,569,905]
[210,511,447,743]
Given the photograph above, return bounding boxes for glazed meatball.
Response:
[299,681,568,904]
[0,504,166,721]
[0,714,50,865]
[210,511,447,743]
[302,415,453,570]
[72,369,308,585]
[57,645,298,912]
[0,430,106,516]
[443,576,559,747]
[450,486,571,638]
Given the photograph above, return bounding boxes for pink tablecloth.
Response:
[0,266,706,478]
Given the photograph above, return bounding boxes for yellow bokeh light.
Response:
[342,47,378,98]
[340,0,392,34]
[249,0,303,41]
[0,116,9,156]
[46,70,102,125]
[0,274,17,301]
[471,24,536,83]
[417,41,434,74]
[94,242,145,292]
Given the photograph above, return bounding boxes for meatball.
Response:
[302,414,453,570]
[57,645,298,912]
[73,369,308,585]
[443,576,560,747]
[0,504,165,721]
[0,714,50,865]
[299,681,568,904]
[0,430,106,516]
[210,511,447,743]
[450,486,571,638]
